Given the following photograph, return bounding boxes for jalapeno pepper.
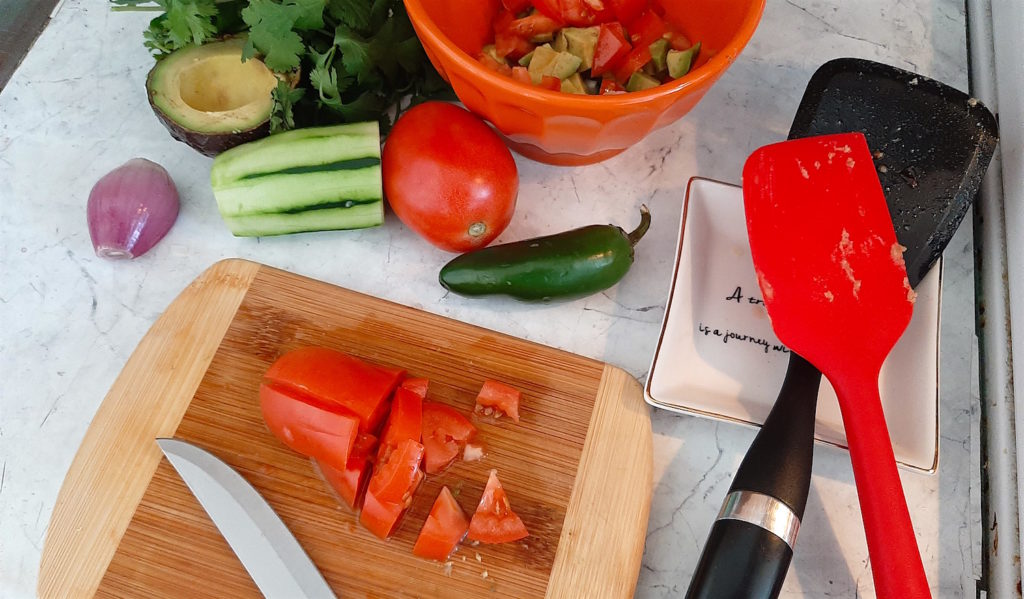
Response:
[438,205,651,301]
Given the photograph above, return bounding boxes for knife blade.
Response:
[156,438,337,599]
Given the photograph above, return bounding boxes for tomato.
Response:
[400,377,430,398]
[613,44,652,83]
[382,102,519,253]
[474,379,522,422]
[264,347,405,434]
[360,488,407,539]
[421,401,478,474]
[495,30,536,60]
[599,77,626,94]
[361,440,425,538]
[592,22,631,77]
[413,486,470,561]
[501,0,532,13]
[259,383,360,471]
[378,387,424,462]
[533,0,613,26]
[467,470,529,543]
[506,12,562,37]
[539,75,562,91]
[511,65,533,85]
[478,52,513,76]
[626,9,667,47]
[607,0,645,25]
[316,433,378,509]
[368,438,425,504]
[668,31,692,51]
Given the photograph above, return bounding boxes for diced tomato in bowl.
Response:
[473,0,703,97]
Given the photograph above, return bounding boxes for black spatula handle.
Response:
[685,353,820,598]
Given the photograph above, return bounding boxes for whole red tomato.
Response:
[383,102,518,253]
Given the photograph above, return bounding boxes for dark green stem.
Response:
[627,204,652,246]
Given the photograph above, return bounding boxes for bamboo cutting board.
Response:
[38,259,653,599]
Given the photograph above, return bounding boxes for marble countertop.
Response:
[0,0,983,597]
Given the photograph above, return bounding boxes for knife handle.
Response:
[685,516,794,599]
[685,353,821,599]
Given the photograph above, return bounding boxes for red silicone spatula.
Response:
[741,132,929,599]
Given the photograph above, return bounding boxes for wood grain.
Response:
[38,259,653,598]
[38,259,261,598]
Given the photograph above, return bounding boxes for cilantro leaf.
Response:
[270,80,306,133]
[242,0,306,71]
[333,25,374,85]
[326,0,371,31]
[290,0,327,30]
[309,47,351,109]
[164,0,218,48]
[116,0,220,57]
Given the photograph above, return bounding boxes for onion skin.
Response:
[87,158,180,259]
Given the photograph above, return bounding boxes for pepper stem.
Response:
[627,204,652,246]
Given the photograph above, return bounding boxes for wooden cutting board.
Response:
[38,259,653,598]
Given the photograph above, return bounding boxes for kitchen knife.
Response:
[156,438,337,599]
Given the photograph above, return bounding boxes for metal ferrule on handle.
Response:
[717,490,801,549]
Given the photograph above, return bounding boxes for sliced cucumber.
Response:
[210,122,384,237]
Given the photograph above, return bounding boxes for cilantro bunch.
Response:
[111,0,451,132]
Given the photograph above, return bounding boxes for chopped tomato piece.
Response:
[538,75,562,91]
[592,22,631,77]
[368,438,425,504]
[263,347,405,434]
[493,6,516,29]
[474,379,522,422]
[467,470,529,544]
[511,65,533,85]
[668,31,691,51]
[315,433,378,510]
[607,0,645,25]
[378,386,423,462]
[413,486,471,561]
[533,0,612,26]
[495,30,535,60]
[360,440,424,539]
[421,401,478,474]
[627,9,667,47]
[506,12,563,37]
[599,77,626,94]
[259,383,359,471]
[613,44,652,82]
[502,0,532,13]
[463,441,487,462]
[400,377,430,398]
[360,489,407,539]
[479,52,513,76]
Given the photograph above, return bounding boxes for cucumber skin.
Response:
[209,122,384,236]
[223,203,383,237]
[438,225,636,302]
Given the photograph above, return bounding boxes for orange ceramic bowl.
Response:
[404,0,765,165]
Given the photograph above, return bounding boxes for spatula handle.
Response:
[834,374,931,599]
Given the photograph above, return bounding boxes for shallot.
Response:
[87,158,179,259]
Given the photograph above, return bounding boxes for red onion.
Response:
[87,158,180,259]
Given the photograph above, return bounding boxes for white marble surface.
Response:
[0,0,981,597]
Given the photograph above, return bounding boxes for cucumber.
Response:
[210,122,383,237]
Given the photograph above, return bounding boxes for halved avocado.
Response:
[146,37,295,157]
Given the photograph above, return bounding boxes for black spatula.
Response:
[685,58,998,599]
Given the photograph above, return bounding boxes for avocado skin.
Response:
[147,73,270,157]
[145,38,298,157]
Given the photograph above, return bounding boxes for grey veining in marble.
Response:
[0,0,979,597]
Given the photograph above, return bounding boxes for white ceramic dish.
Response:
[645,177,940,472]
